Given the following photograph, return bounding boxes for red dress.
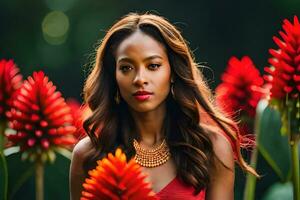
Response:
[155,175,206,200]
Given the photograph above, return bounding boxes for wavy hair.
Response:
[82,12,258,195]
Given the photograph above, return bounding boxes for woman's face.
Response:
[115,30,171,113]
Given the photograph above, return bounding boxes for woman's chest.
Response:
[141,158,177,193]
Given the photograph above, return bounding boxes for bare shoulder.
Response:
[200,124,235,199]
[70,137,94,199]
[71,136,94,174]
[200,123,235,170]
[73,136,93,157]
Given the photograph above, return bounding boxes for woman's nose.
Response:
[133,68,148,86]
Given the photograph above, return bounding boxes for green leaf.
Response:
[257,102,291,181]
[3,146,20,156]
[261,182,293,200]
[0,152,8,200]
[54,147,72,160]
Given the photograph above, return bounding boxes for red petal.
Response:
[41,139,50,149]
[27,138,36,147]
[294,75,300,82]
[283,86,293,93]
[280,61,295,73]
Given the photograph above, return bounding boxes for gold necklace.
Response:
[133,138,170,168]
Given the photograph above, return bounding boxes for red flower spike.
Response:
[6,71,77,162]
[264,16,300,139]
[0,59,23,122]
[66,98,90,140]
[264,16,300,100]
[216,56,265,118]
[81,148,158,200]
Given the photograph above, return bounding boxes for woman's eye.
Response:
[119,66,132,72]
[148,64,161,70]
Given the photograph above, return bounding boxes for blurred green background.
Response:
[1,0,299,101]
[0,0,299,199]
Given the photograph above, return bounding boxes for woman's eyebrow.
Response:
[117,55,163,64]
[142,55,163,61]
[117,57,133,64]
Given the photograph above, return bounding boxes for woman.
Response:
[70,13,258,200]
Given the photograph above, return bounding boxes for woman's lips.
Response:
[133,91,153,101]
[133,94,152,101]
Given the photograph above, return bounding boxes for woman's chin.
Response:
[131,106,155,113]
[128,103,159,113]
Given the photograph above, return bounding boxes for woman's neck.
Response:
[130,105,166,147]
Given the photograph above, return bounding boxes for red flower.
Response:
[264,16,300,138]
[264,16,300,99]
[66,98,89,140]
[0,59,22,122]
[81,148,158,200]
[6,71,76,162]
[216,56,265,118]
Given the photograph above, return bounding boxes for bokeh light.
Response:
[42,11,69,45]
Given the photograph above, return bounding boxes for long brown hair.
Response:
[82,12,258,195]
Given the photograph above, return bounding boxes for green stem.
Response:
[0,151,8,200]
[243,99,268,200]
[290,141,299,200]
[0,120,8,200]
[286,99,300,200]
[243,147,258,200]
[0,120,7,154]
[35,161,44,200]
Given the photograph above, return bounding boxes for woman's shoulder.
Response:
[200,123,235,170]
[73,136,93,155]
[70,137,94,199]
[71,137,94,171]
